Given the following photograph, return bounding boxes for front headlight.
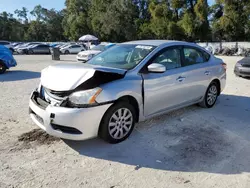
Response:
[68,88,102,106]
[236,62,242,67]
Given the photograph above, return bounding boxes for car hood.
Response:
[238,58,250,66]
[78,50,101,56]
[41,63,126,91]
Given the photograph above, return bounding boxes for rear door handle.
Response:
[204,71,211,75]
[177,76,186,82]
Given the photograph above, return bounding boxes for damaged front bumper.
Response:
[29,91,112,140]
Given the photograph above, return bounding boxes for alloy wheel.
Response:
[108,108,133,139]
[207,85,218,106]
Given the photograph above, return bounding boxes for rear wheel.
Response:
[99,102,136,144]
[28,49,34,55]
[199,81,219,108]
[0,61,6,74]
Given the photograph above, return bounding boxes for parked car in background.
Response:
[26,44,51,54]
[29,40,226,144]
[234,58,250,78]
[59,43,76,49]
[16,44,37,54]
[0,45,17,74]
[77,43,115,62]
[0,41,14,53]
[15,42,42,53]
[60,44,86,54]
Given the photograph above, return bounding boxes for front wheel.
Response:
[0,61,6,74]
[99,102,136,144]
[199,81,219,108]
[65,50,70,54]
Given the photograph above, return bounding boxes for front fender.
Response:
[96,76,145,121]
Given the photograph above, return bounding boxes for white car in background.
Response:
[77,43,115,62]
[60,44,86,54]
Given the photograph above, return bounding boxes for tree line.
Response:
[1,0,250,42]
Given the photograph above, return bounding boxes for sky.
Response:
[0,0,215,15]
[0,0,65,15]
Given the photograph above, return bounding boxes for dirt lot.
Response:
[0,55,250,188]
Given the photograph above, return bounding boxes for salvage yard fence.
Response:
[197,42,250,49]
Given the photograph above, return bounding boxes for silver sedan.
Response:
[29,40,226,143]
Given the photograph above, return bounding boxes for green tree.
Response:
[62,0,91,41]
[211,0,250,41]
[25,21,47,41]
[89,0,138,42]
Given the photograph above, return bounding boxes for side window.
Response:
[152,48,181,70]
[72,45,80,48]
[183,48,204,66]
[202,50,210,62]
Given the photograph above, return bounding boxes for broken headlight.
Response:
[68,87,102,106]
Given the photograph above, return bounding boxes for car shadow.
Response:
[0,70,40,82]
[64,94,250,175]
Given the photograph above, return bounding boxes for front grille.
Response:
[51,123,82,134]
[242,64,250,68]
[32,91,49,109]
[44,88,72,98]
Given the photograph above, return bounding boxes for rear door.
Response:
[142,46,190,116]
[179,46,212,103]
[35,45,46,53]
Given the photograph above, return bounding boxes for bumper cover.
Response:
[234,66,250,77]
[29,92,112,140]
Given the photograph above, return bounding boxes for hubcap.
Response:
[207,85,218,105]
[108,108,133,139]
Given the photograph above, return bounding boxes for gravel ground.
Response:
[0,55,250,188]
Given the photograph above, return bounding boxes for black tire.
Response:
[0,61,7,74]
[99,101,136,144]
[65,50,69,55]
[199,81,219,108]
[28,50,34,55]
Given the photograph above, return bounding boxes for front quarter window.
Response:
[87,44,155,70]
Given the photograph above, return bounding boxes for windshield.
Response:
[92,45,105,51]
[87,44,155,70]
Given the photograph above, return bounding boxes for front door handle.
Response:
[204,71,211,75]
[177,76,186,82]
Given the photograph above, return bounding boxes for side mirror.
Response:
[147,63,166,73]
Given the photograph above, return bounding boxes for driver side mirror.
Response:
[147,63,166,73]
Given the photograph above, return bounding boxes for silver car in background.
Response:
[29,40,226,143]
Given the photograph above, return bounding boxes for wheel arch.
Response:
[115,95,140,122]
[0,60,8,69]
[97,95,140,141]
[210,78,221,95]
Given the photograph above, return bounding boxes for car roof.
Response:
[122,40,192,46]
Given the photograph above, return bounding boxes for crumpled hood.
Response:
[78,50,101,56]
[41,63,126,91]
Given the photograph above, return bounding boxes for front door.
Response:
[142,46,188,117]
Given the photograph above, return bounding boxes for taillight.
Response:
[221,62,227,71]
